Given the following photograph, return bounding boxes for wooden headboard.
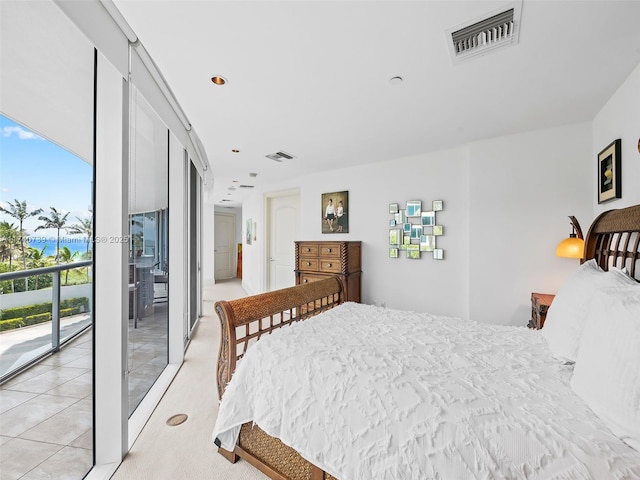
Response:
[583,204,640,281]
[215,276,345,400]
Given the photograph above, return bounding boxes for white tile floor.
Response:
[0,302,169,479]
[0,333,93,480]
[0,281,227,479]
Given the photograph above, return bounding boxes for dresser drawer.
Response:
[294,240,361,303]
[319,260,341,273]
[319,244,340,257]
[299,244,318,256]
[298,258,319,271]
[299,273,325,285]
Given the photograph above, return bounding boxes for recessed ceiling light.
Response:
[211,75,227,85]
[389,76,403,85]
[231,149,239,153]
[249,172,258,177]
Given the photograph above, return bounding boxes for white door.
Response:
[214,212,236,280]
[268,192,299,291]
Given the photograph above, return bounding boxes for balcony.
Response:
[0,262,93,479]
[0,260,172,478]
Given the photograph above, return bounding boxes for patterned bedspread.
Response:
[213,302,640,479]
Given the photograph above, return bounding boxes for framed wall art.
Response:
[246,218,253,245]
[598,139,621,203]
[322,191,349,233]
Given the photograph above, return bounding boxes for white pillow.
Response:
[570,283,640,451]
[542,260,636,362]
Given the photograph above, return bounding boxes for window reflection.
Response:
[127,87,169,416]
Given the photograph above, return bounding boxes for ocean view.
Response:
[26,238,91,258]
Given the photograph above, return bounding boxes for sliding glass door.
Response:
[127,86,169,416]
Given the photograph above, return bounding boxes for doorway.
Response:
[265,190,300,291]
[214,212,236,280]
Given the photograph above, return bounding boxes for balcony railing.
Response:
[0,260,93,383]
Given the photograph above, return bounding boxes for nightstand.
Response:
[529,293,555,329]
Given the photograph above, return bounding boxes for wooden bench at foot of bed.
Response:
[214,276,346,480]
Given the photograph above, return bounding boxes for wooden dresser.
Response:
[295,241,361,302]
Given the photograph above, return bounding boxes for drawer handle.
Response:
[306,262,311,266]
[303,278,308,283]
[306,248,311,252]
[327,248,332,253]
[327,263,332,268]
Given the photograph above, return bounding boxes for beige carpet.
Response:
[111,278,268,480]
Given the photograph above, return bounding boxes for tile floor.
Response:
[0,294,168,479]
[0,332,93,480]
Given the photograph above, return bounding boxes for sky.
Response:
[0,114,93,241]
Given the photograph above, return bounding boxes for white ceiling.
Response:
[112,0,640,207]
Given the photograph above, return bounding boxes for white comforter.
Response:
[212,302,640,479]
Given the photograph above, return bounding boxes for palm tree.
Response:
[36,207,69,264]
[58,246,78,285]
[66,216,92,281]
[0,221,19,263]
[0,199,43,270]
[66,216,93,259]
[0,221,21,292]
[26,244,51,290]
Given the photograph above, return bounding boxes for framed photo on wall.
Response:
[598,139,621,203]
[246,218,253,245]
[322,191,349,233]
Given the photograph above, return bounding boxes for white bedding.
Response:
[212,302,640,480]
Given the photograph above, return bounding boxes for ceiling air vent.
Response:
[266,151,295,162]
[238,184,254,189]
[446,1,522,64]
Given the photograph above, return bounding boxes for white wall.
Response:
[592,61,640,213]
[1,283,92,310]
[469,123,592,325]
[237,63,639,326]
[294,147,471,318]
[239,193,264,296]
[241,122,591,324]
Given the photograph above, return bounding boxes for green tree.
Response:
[36,207,69,264]
[0,221,19,263]
[66,216,93,259]
[58,245,78,285]
[0,199,43,271]
[0,221,21,292]
[66,216,92,281]
[26,244,51,290]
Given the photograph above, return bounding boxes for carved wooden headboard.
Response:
[583,204,640,281]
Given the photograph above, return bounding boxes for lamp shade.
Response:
[556,236,584,258]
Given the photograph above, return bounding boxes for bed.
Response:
[212,204,640,480]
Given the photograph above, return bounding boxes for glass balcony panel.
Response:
[0,273,55,378]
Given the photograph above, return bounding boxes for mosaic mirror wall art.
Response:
[388,200,444,260]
